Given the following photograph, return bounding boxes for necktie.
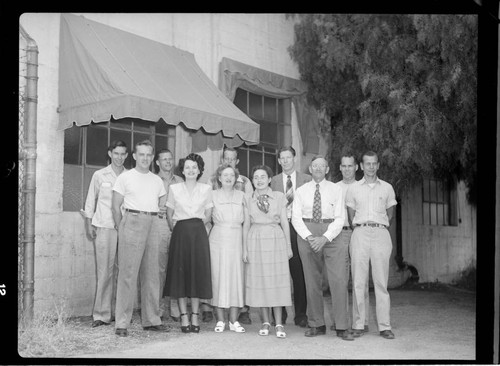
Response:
[285,175,293,207]
[312,183,322,221]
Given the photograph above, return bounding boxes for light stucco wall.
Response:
[401,181,477,283]
[19,13,304,316]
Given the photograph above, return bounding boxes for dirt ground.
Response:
[72,284,476,361]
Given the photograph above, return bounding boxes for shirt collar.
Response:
[359,177,380,185]
[252,187,274,200]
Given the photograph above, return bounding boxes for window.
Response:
[422,178,458,226]
[63,118,175,211]
[232,88,291,178]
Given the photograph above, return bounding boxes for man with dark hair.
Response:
[155,148,183,322]
[271,146,311,328]
[346,151,397,340]
[111,140,170,337]
[82,140,128,328]
[292,155,354,341]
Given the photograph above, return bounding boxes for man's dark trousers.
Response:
[289,221,307,323]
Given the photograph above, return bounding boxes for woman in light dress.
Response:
[164,153,213,333]
[209,164,249,333]
[243,165,292,338]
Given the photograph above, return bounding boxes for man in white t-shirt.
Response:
[111,140,169,337]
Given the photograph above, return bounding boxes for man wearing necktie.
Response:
[271,146,311,328]
[292,155,354,341]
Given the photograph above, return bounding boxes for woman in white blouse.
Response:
[164,153,213,333]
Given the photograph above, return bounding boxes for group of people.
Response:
[83,140,397,341]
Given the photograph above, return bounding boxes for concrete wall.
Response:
[401,181,477,283]
[19,13,304,316]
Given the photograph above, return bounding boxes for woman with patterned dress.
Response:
[209,163,249,333]
[164,153,213,333]
[243,165,293,338]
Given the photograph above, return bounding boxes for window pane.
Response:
[133,132,152,147]
[437,203,444,225]
[249,150,263,175]
[264,96,277,122]
[429,179,437,202]
[86,126,109,166]
[264,153,277,174]
[259,121,278,145]
[63,164,83,211]
[134,119,152,133]
[249,93,263,119]
[436,180,444,202]
[430,203,437,225]
[422,179,430,201]
[64,125,83,165]
[422,202,430,225]
[237,149,249,178]
[443,203,449,226]
[277,98,285,123]
[110,129,133,169]
[111,117,131,129]
[234,88,247,113]
[156,120,174,135]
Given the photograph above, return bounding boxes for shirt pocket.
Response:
[375,196,386,213]
[100,181,113,201]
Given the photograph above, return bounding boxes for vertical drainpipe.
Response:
[20,25,38,323]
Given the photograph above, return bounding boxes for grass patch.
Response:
[18,306,180,358]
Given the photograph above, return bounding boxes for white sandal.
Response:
[229,321,245,333]
[275,324,286,338]
[259,322,271,336]
[214,321,225,332]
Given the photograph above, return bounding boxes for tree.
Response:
[288,14,477,204]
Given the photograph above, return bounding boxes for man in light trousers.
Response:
[346,150,397,340]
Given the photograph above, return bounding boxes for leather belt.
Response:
[125,208,158,216]
[302,218,334,224]
[342,226,352,230]
[356,223,387,228]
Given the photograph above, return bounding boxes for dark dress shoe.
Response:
[351,328,365,337]
[295,318,308,328]
[143,324,171,332]
[336,329,354,341]
[304,325,326,337]
[238,311,252,325]
[115,328,128,337]
[202,311,213,323]
[91,320,110,328]
[380,330,395,339]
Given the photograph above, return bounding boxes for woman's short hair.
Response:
[179,153,205,180]
[214,163,240,188]
[250,165,273,180]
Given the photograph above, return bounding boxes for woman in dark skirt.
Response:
[164,153,213,333]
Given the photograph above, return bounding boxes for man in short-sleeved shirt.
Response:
[82,140,128,328]
[111,140,169,337]
[345,151,397,340]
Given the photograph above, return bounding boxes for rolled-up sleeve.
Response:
[83,172,98,219]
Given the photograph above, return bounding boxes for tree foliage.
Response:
[288,14,477,204]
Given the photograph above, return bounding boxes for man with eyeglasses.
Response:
[270,146,311,328]
[155,149,183,322]
[346,151,397,340]
[291,155,354,340]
